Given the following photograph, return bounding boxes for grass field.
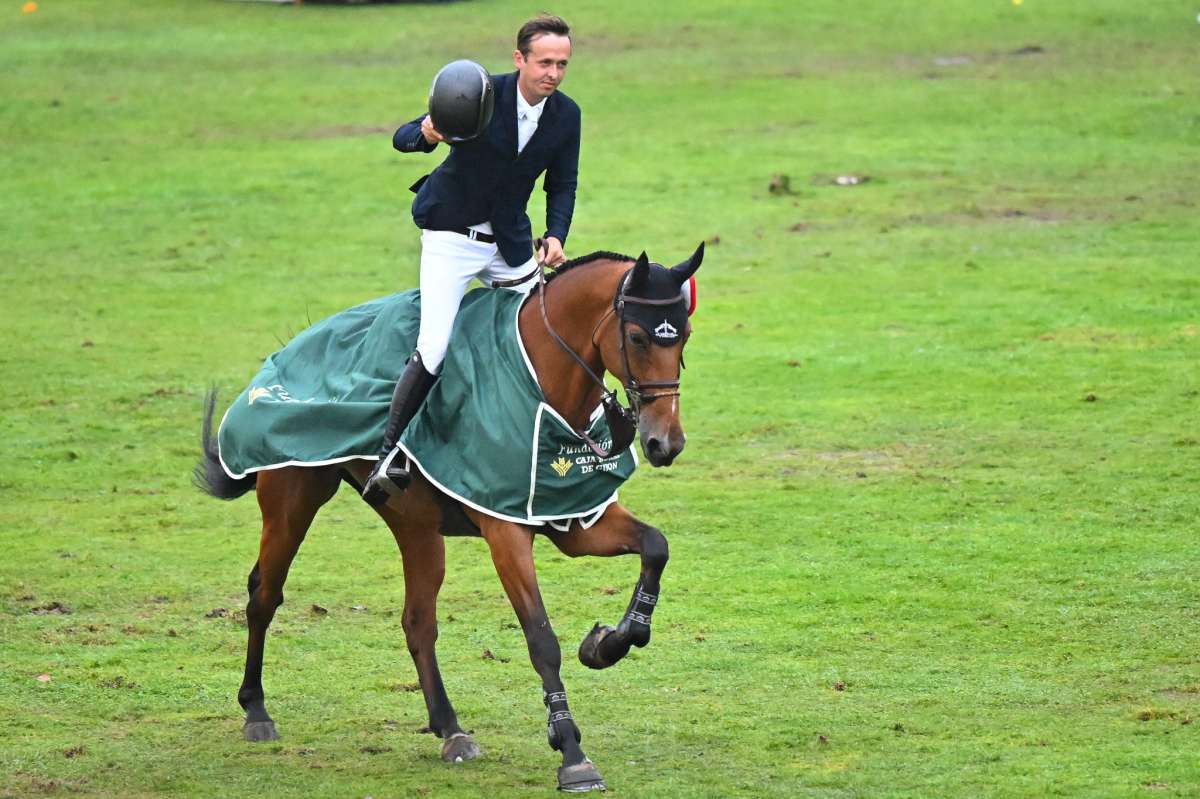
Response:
[2,1,1199,796]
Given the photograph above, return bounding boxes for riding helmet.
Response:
[428,60,495,143]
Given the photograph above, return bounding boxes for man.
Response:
[362,14,581,506]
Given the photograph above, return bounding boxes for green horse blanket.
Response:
[217,288,637,527]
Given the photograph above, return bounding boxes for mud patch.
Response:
[769,443,935,480]
[1034,325,1145,351]
[297,124,394,141]
[31,601,72,615]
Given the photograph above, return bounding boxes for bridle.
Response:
[611,268,685,409]
[534,262,685,459]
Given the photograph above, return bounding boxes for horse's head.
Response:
[598,243,704,467]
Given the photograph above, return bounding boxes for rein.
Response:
[534,260,683,460]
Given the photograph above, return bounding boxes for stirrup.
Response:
[362,447,412,507]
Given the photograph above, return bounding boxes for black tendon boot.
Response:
[362,352,438,507]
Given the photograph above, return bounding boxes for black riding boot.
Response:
[361,352,438,507]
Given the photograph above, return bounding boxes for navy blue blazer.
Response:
[394,71,581,268]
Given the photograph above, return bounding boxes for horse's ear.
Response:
[629,251,651,291]
[670,242,705,284]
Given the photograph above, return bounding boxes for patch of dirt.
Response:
[813,449,906,474]
[768,174,794,195]
[1034,325,1142,350]
[360,745,392,754]
[1135,707,1177,722]
[297,124,394,141]
[767,442,935,481]
[31,601,71,615]
[20,775,88,794]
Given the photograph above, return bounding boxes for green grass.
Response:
[2,0,1199,796]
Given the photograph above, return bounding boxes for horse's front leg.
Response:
[549,505,667,670]
[480,519,607,792]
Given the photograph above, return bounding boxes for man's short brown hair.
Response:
[516,14,571,55]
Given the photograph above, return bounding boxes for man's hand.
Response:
[540,237,566,268]
[421,115,446,145]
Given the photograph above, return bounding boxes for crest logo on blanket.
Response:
[248,384,313,405]
[551,440,625,476]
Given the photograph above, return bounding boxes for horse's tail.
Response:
[194,389,256,501]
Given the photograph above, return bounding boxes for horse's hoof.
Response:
[558,759,606,792]
[578,624,617,670]
[441,732,481,763]
[243,720,279,742]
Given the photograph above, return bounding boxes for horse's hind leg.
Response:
[548,504,667,670]
[371,483,480,763]
[239,466,339,742]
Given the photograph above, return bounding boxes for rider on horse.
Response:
[362,14,581,506]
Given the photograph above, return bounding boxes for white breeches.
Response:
[415,229,538,372]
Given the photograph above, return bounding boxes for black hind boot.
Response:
[362,352,438,507]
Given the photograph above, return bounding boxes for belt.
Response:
[449,227,497,244]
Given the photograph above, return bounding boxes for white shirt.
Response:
[516,89,547,154]
[470,89,548,236]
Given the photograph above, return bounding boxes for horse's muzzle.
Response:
[641,431,685,467]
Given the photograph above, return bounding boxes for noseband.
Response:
[535,263,684,460]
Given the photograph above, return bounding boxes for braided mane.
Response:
[543,250,634,284]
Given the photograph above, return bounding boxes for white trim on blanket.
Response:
[399,439,620,529]
[216,405,380,480]
[515,293,541,388]
[525,402,635,522]
[219,414,618,529]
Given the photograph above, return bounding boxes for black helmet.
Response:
[428,60,495,143]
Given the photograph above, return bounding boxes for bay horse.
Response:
[194,244,703,792]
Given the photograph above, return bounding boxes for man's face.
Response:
[513,33,571,103]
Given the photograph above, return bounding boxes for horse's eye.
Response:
[629,330,649,349]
